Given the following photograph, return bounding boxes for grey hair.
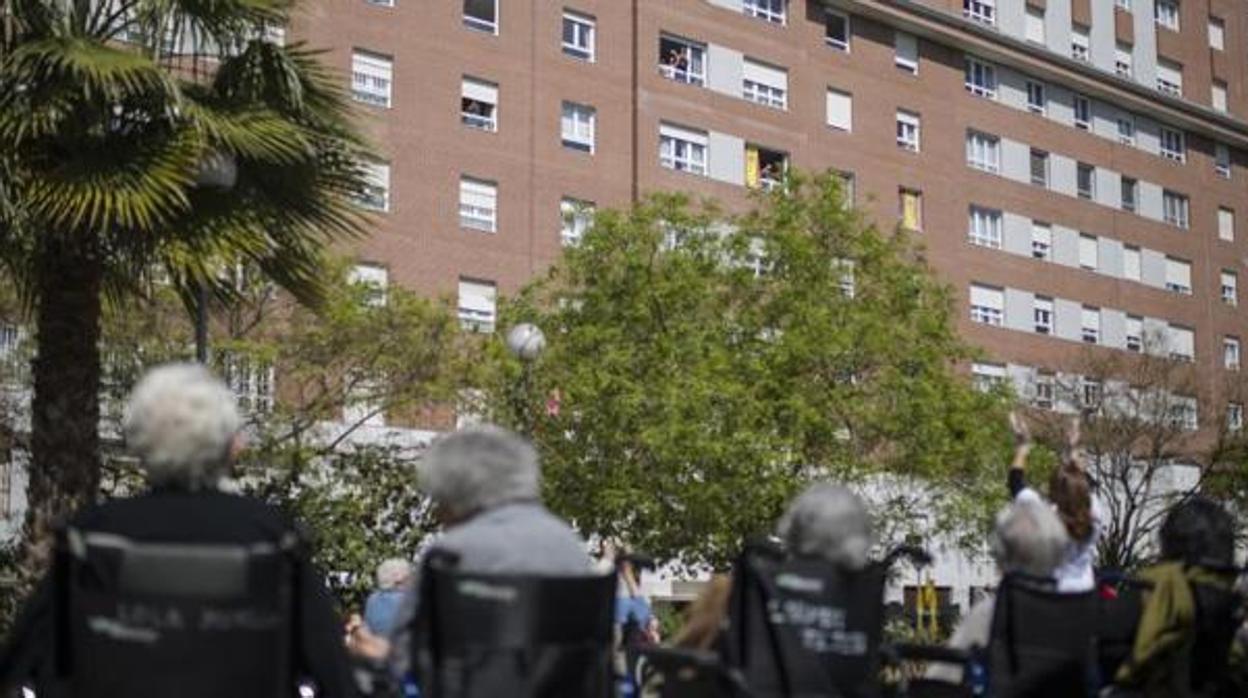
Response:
[776,482,873,571]
[123,363,241,489]
[418,424,540,517]
[376,558,412,590]
[988,499,1071,577]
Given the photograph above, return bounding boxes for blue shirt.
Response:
[364,588,406,637]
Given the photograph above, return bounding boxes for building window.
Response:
[1081,378,1103,410]
[1034,372,1056,410]
[964,58,997,98]
[742,59,788,109]
[1030,149,1049,187]
[1026,80,1046,115]
[1121,177,1138,212]
[1114,43,1133,78]
[659,35,705,86]
[349,263,389,307]
[1215,143,1231,178]
[1073,94,1091,130]
[1164,257,1192,294]
[1071,25,1091,62]
[1024,6,1045,43]
[743,0,785,24]
[1155,0,1179,31]
[970,284,1004,326]
[1126,315,1143,352]
[968,206,1000,248]
[561,198,594,246]
[900,189,923,231]
[895,31,918,73]
[1225,337,1241,370]
[1229,403,1243,431]
[972,362,1006,392]
[1213,81,1228,112]
[1079,234,1099,271]
[459,177,498,232]
[461,77,498,131]
[1123,246,1142,281]
[1169,325,1195,362]
[1031,223,1052,260]
[825,10,850,51]
[1116,0,1131,10]
[1157,60,1183,97]
[1210,17,1225,50]
[221,353,275,414]
[1160,127,1185,162]
[964,0,995,25]
[1163,190,1189,228]
[747,145,787,190]
[562,10,595,61]
[458,278,497,332]
[1034,296,1054,335]
[896,110,920,152]
[463,0,497,33]
[1076,162,1095,200]
[659,123,708,175]
[1219,207,1235,241]
[351,50,393,108]
[826,88,852,131]
[837,171,855,204]
[1168,397,1198,432]
[560,101,596,153]
[1081,306,1101,344]
[1116,117,1136,146]
[1222,270,1238,305]
[966,130,999,172]
[354,160,390,212]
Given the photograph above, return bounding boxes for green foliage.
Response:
[488,172,1012,567]
[240,443,435,610]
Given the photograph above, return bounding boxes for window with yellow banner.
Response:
[900,188,922,231]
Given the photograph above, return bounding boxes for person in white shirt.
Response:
[1006,413,1103,593]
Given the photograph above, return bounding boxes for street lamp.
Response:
[191,151,238,363]
[505,323,545,434]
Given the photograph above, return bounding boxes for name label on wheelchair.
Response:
[86,602,283,642]
[765,598,868,657]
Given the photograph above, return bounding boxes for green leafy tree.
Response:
[489,173,1011,567]
[0,0,371,560]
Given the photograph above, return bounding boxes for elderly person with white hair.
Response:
[362,558,412,637]
[0,363,357,697]
[926,497,1070,684]
[347,424,592,677]
[665,482,873,653]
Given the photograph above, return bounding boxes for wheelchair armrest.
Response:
[887,643,972,667]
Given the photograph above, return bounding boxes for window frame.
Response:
[463,0,499,34]
[966,130,1000,173]
[561,10,596,61]
[964,57,998,98]
[560,101,596,153]
[967,205,1002,249]
[459,176,498,232]
[896,110,921,152]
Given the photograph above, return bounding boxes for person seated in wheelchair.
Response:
[346,425,594,681]
[924,498,1069,685]
[642,482,877,697]
[0,363,357,698]
[1111,496,1245,698]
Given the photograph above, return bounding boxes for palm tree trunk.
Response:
[21,238,102,573]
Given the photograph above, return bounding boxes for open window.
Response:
[461,77,498,131]
[463,0,497,33]
[658,35,705,86]
[746,145,787,191]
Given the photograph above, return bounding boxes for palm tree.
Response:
[0,0,371,561]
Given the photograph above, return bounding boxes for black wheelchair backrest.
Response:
[414,563,616,698]
[54,527,297,698]
[723,545,888,698]
[988,575,1098,698]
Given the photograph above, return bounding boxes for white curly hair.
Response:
[777,482,874,571]
[123,362,241,489]
[418,424,541,518]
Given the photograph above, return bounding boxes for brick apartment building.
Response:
[292,0,1248,436]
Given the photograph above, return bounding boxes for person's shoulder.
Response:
[70,490,301,544]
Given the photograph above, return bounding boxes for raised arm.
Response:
[1008,412,1031,499]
